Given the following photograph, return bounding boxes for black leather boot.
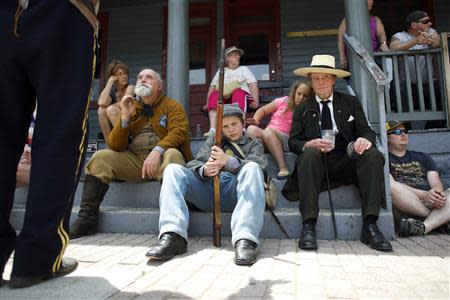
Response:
[69,175,109,239]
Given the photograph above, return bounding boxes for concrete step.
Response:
[10,205,394,240]
[430,153,450,176]
[408,129,450,154]
[15,180,363,210]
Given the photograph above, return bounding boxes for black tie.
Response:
[320,100,332,130]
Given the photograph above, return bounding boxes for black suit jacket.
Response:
[283,91,376,201]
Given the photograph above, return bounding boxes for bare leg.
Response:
[246,125,264,139]
[98,107,112,139]
[262,128,288,174]
[390,176,430,217]
[390,176,450,233]
[423,193,450,233]
[208,109,217,130]
[106,103,121,128]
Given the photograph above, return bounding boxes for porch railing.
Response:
[343,33,392,212]
[373,35,449,127]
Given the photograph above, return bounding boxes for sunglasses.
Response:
[416,19,430,24]
[388,129,408,135]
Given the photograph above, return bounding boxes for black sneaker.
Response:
[398,218,426,237]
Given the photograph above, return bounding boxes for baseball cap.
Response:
[405,11,428,26]
[386,120,410,134]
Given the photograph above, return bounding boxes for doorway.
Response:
[224,0,281,81]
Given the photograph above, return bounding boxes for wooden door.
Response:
[224,0,281,82]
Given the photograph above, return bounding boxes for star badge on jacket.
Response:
[159,114,167,128]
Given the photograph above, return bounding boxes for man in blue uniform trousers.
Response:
[0,0,100,288]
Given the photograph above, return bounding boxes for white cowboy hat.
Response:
[293,54,351,78]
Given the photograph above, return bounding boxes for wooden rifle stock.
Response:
[213,39,225,247]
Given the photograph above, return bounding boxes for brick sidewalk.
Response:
[1,234,449,299]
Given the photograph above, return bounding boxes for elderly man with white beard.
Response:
[70,69,193,239]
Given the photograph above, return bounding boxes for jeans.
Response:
[159,162,265,246]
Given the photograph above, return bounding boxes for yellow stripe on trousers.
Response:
[52,33,98,273]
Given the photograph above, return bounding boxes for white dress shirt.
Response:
[315,93,338,133]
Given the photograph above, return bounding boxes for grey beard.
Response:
[135,84,152,98]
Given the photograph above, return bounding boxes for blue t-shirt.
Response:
[389,150,440,191]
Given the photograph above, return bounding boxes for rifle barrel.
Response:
[213,39,226,247]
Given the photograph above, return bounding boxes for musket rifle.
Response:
[213,39,226,247]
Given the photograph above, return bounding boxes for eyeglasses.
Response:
[388,129,408,135]
[416,19,430,24]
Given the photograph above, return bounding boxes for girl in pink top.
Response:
[247,80,311,179]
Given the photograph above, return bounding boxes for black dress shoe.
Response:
[298,222,318,250]
[360,222,393,252]
[234,239,258,266]
[146,232,187,260]
[9,257,78,289]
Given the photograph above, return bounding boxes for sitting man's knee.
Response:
[301,147,322,160]
[362,147,384,161]
[86,150,116,171]
[360,147,384,162]
[164,163,185,176]
[240,161,263,178]
[163,148,185,165]
[90,149,115,161]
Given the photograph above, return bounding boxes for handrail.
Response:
[374,48,441,56]
[344,34,390,86]
[343,33,392,212]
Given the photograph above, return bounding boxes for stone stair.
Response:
[13,129,449,240]
[10,148,386,241]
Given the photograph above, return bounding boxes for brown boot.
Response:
[70,175,109,239]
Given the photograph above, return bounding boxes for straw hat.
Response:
[293,54,351,78]
[225,46,244,56]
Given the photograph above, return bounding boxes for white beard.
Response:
[135,83,152,98]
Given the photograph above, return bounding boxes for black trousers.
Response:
[0,0,95,277]
[296,147,385,221]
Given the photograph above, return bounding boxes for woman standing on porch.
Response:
[246,80,311,179]
[337,0,389,69]
[202,46,260,137]
[97,60,135,139]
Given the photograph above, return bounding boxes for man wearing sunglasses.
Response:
[390,11,441,112]
[390,11,440,51]
[387,121,450,236]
